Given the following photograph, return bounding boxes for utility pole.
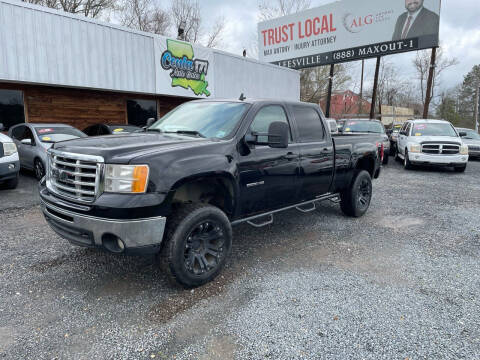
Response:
[370,57,381,120]
[474,85,479,133]
[423,47,437,119]
[325,64,335,118]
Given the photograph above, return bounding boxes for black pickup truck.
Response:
[39,99,383,287]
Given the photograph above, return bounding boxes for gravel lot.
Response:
[1,160,479,359]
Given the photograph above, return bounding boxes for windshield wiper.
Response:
[145,128,162,133]
[164,130,206,138]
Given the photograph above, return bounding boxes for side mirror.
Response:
[268,121,289,148]
[21,138,32,145]
[0,123,4,132]
[146,118,156,127]
[459,131,467,137]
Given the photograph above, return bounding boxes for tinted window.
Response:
[0,90,25,131]
[12,125,34,143]
[250,105,291,143]
[293,106,325,142]
[127,99,157,127]
[343,121,385,133]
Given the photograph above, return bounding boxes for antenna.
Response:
[239,93,246,101]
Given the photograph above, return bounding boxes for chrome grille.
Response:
[47,150,104,203]
[421,143,460,155]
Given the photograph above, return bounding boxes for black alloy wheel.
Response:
[356,175,372,213]
[34,159,45,180]
[340,170,372,218]
[184,220,227,276]
[160,203,232,287]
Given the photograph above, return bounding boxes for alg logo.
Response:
[342,10,393,34]
[343,13,373,33]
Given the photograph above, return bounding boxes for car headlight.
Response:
[3,142,18,156]
[409,144,421,153]
[104,164,149,193]
[460,144,469,155]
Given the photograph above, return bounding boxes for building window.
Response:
[0,90,25,131]
[127,99,157,127]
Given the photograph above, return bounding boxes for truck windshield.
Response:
[149,102,249,139]
[343,121,384,133]
[411,123,458,137]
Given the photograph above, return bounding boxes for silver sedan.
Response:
[457,128,480,159]
[8,123,87,180]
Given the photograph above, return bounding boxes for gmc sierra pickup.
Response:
[39,99,383,287]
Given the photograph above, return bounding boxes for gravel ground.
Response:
[1,160,479,359]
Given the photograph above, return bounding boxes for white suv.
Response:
[396,119,469,172]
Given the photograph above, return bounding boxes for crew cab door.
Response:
[290,105,334,201]
[398,122,411,155]
[238,104,300,215]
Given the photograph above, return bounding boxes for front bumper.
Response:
[41,200,166,255]
[408,152,468,166]
[468,150,480,158]
[0,159,20,181]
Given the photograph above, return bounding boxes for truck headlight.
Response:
[3,142,17,156]
[104,164,149,193]
[460,145,469,155]
[409,144,421,153]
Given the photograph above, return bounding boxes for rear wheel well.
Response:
[355,157,375,178]
[171,177,235,218]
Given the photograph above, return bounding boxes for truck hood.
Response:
[52,133,216,163]
[462,138,480,146]
[408,136,462,145]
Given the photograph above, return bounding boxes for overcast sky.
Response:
[198,0,480,94]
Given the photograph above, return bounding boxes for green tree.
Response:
[458,65,480,124]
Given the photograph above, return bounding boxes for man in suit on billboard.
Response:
[392,0,439,40]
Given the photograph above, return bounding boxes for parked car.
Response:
[396,119,469,172]
[388,123,404,155]
[340,119,390,164]
[39,99,383,287]
[0,124,20,189]
[83,123,141,136]
[8,123,87,180]
[456,127,480,159]
[326,118,338,134]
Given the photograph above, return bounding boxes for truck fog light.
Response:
[8,163,15,170]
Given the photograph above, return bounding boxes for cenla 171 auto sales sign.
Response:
[258,0,441,69]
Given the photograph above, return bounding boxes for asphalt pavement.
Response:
[1,160,479,359]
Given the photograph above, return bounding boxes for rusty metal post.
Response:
[370,56,381,120]
[325,64,335,118]
[423,47,437,119]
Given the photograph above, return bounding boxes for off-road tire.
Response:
[159,203,232,288]
[340,170,372,218]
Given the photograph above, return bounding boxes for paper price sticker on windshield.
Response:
[42,136,52,141]
[415,133,422,136]
[344,128,351,132]
[113,128,124,133]
[414,124,426,130]
[38,128,54,134]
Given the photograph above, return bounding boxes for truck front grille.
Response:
[47,150,104,203]
[421,143,460,155]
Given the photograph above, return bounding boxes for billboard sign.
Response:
[258,0,441,69]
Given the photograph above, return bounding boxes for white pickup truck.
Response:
[396,119,469,172]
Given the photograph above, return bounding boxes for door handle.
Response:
[321,147,331,154]
[283,152,297,160]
